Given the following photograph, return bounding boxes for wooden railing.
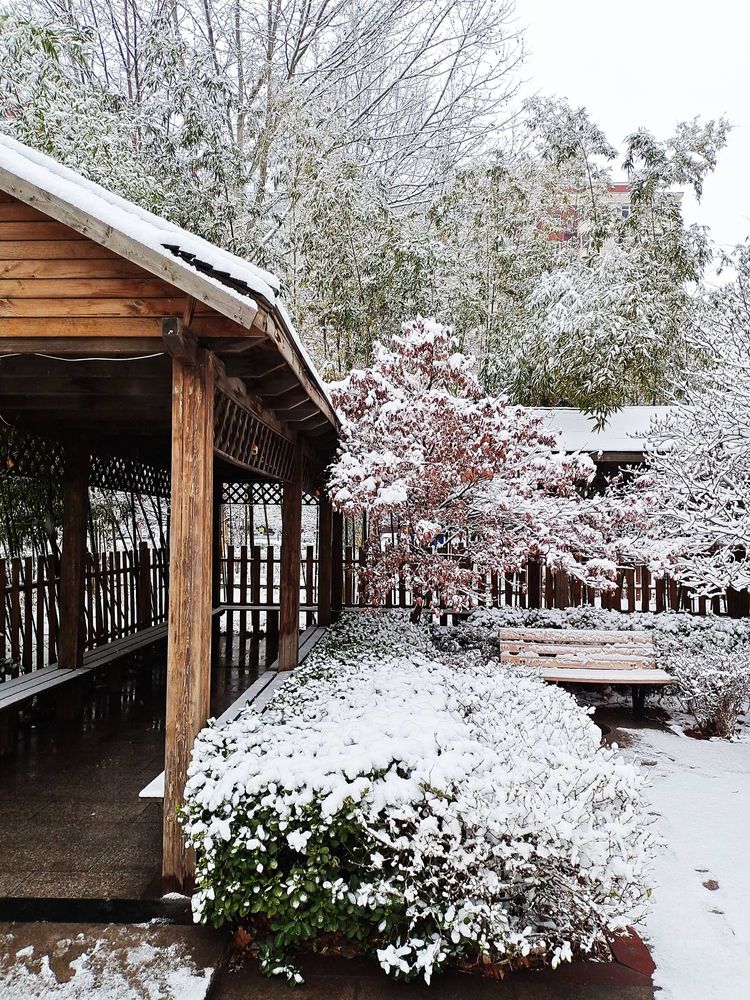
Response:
[334,551,735,618]
[1,545,168,678]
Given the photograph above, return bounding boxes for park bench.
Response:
[0,621,168,753]
[139,623,329,799]
[497,627,672,715]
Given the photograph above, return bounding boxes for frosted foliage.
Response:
[327,318,628,614]
[640,248,750,594]
[183,612,649,984]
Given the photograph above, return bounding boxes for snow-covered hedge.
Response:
[466,607,750,737]
[468,605,750,640]
[182,612,649,983]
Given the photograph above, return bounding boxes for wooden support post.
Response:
[317,495,333,627]
[331,511,343,621]
[58,448,89,669]
[278,463,302,671]
[211,481,223,652]
[137,542,152,629]
[162,350,214,893]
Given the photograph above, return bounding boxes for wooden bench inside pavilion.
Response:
[0,135,343,896]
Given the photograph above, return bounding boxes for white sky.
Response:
[519,0,750,261]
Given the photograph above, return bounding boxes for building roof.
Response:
[0,133,336,428]
[532,406,677,459]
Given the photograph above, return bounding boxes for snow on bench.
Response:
[497,627,672,714]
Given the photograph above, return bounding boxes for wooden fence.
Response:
[220,546,735,617]
[1,545,168,678]
[3,543,745,679]
[340,551,735,617]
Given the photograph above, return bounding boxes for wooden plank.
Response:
[265,545,275,608]
[640,566,650,613]
[162,349,214,893]
[0,277,184,298]
[35,557,45,671]
[0,297,198,318]
[47,554,58,663]
[0,257,147,278]
[305,544,315,628]
[0,318,163,339]
[239,545,248,660]
[626,567,636,613]
[58,449,89,669]
[250,545,261,634]
[0,221,88,240]
[22,556,33,673]
[531,667,672,686]
[500,652,654,670]
[0,202,60,222]
[9,559,20,670]
[278,470,302,671]
[344,545,353,607]
[497,627,653,645]
[0,240,118,259]
[331,510,343,621]
[499,640,654,657]
[226,544,235,657]
[317,495,333,626]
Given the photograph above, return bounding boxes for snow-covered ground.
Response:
[0,923,216,1000]
[623,723,750,1000]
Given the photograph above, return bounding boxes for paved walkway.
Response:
[0,636,272,900]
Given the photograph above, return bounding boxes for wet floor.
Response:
[0,631,276,900]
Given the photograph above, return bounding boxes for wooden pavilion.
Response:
[0,135,342,891]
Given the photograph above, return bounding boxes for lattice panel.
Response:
[221,482,318,505]
[91,453,171,498]
[0,428,170,497]
[214,388,297,482]
[0,428,65,481]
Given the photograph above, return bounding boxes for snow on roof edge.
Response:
[532,406,678,454]
[0,133,336,418]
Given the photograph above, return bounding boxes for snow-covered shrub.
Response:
[664,648,750,737]
[183,612,649,983]
[655,624,750,738]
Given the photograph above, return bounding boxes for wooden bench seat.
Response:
[497,626,672,715]
[0,622,169,749]
[140,623,329,800]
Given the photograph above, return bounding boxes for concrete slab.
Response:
[213,955,655,1000]
[0,921,227,999]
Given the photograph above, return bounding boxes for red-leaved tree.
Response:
[327,318,620,618]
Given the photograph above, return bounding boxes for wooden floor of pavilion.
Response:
[0,633,275,901]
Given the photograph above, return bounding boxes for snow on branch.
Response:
[327,318,624,614]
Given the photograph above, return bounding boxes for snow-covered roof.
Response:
[532,406,677,458]
[0,133,335,422]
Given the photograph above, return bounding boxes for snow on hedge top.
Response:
[0,134,331,408]
[183,612,649,980]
